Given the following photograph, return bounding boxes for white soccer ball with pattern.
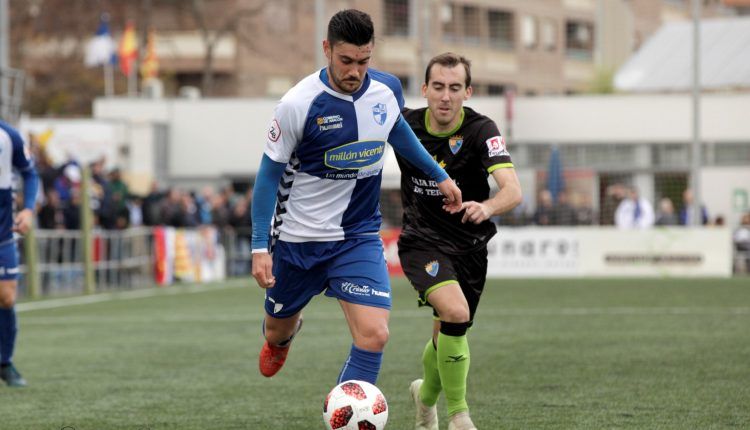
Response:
[322,380,388,430]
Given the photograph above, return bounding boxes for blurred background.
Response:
[1,0,749,298]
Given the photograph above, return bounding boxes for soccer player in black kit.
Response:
[396,53,522,430]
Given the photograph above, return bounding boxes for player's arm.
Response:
[251,155,287,289]
[461,167,522,224]
[10,129,39,235]
[251,98,301,288]
[389,116,462,212]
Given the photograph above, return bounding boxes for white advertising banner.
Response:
[487,227,732,278]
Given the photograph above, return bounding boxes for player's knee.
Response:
[357,323,389,351]
[0,291,15,308]
[438,304,470,323]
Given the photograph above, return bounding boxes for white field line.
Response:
[17,302,750,327]
[17,282,245,313]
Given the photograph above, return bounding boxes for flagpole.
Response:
[104,62,113,97]
[128,67,136,96]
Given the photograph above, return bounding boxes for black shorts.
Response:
[398,244,488,322]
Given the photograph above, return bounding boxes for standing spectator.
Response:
[142,181,165,226]
[37,190,66,230]
[615,186,654,229]
[551,190,577,225]
[108,168,129,216]
[734,212,750,273]
[600,183,626,225]
[679,188,709,226]
[655,197,679,226]
[533,189,554,226]
[573,192,596,225]
[127,197,143,227]
[210,193,231,229]
[160,188,186,227]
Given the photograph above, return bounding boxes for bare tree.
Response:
[188,0,265,95]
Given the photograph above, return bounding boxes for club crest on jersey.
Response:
[424,260,439,277]
[449,135,463,154]
[372,103,387,125]
[486,135,509,158]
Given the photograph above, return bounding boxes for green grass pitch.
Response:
[1,277,748,429]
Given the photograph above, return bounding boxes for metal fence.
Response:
[17,227,254,299]
[18,228,155,297]
[15,225,748,298]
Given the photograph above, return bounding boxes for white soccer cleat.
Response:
[448,411,477,430]
[410,379,438,430]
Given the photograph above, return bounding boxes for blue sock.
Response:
[0,307,17,366]
[337,344,383,385]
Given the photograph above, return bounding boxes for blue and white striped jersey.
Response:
[0,120,36,244]
[263,68,407,243]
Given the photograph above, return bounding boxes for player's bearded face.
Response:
[423,65,472,130]
[324,40,372,94]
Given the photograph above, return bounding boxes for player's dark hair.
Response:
[425,52,472,88]
[327,9,374,46]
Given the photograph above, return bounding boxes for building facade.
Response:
[11,0,737,105]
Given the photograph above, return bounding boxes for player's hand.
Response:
[12,209,33,235]
[252,252,276,289]
[460,201,492,224]
[437,178,462,214]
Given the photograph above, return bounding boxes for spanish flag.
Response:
[118,22,138,76]
[140,29,159,80]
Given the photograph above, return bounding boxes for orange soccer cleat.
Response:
[258,318,303,377]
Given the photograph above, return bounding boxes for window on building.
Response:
[541,18,557,51]
[396,75,412,94]
[463,5,481,45]
[470,83,485,96]
[521,15,537,49]
[714,143,750,166]
[565,20,594,60]
[488,84,506,96]
[488,9,514,50]
[441,3,459,43]
[384,0,410,36]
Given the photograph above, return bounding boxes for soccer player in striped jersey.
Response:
[0,119,39,387]
[396,53,522,430]
[250,10,461,387]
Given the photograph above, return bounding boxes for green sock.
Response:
[437,331,470,416]
[419,338,441,406]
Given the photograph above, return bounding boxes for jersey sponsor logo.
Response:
[424,260,439,277]
[372,103,387,125]
[317,114,344,131]
[324,140,386,170]
[486,135,509,158]
[411,176,442,196]
[268,119,281,142]
[341,281,390,299]
[449,135,463,154]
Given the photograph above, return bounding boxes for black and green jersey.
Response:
[396,106,514,254]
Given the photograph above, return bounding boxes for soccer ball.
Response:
[322,380,388,430]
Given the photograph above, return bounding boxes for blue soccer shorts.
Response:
[0,241,19,281]
[265,236,391,318]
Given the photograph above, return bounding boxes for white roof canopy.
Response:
[614,17,750,92]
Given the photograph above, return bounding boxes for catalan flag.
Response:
[118,22,138,76]
[140,29,159,80]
